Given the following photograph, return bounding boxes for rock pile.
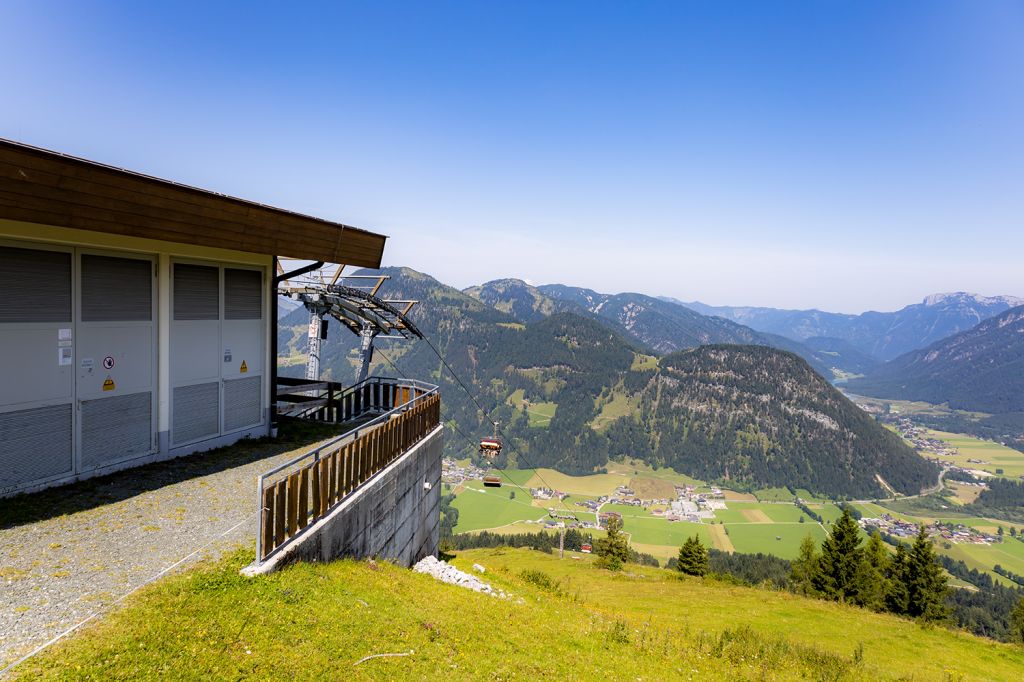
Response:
[412,556,510,598]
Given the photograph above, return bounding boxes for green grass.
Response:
[16,548,1024,681]
[923,429,1024,478]
[621,517,712,547]
[753,487,794,502]
[493,467,538,487]
[590,392,638,432]
[526,401,558,427]
[524,468,626,496]
[813,503,845,524]
[630,352,659,371]
[452,481,545,532]
[605,458,705,487]
[725,523,829,560]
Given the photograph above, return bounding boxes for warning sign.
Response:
[102,377,116,391]
[102,356,115,370]
[240,360,248,373]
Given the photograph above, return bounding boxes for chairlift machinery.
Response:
[277,260,423,384]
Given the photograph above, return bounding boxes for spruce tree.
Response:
[905,526,949,622]
[813,508,863,602]
[1012,596,1024,644]
[789,534,819,596]
[677,535,710,577]
[594,515,631,570]
[885,543,910,615]
[853,532,889,611]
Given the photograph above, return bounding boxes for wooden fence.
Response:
[276,375,429,422]
[257,390,441,561]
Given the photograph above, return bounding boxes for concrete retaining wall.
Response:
[244,425,443,575]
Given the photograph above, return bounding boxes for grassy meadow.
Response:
[14,548,1024,681]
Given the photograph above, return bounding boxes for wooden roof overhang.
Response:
[0,138,387,267]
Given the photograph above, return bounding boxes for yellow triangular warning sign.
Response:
[240,360,248,373]
[102,377,115,391]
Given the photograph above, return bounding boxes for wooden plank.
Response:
[318,459,329,516]
[333,450,343,502]
[273,480,287,548]
[261,486,275,559]
[324,454,335,507]
[297,468,309,531]
[311,462,321,521]
[286,472,300,538]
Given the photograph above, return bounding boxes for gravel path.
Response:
[0,427,339,672]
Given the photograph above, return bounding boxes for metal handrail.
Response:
[256,376,440,563]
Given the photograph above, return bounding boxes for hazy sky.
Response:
[2,1,1022,313]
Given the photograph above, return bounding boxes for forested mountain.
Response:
[280,267,937,498]
[624,346,937,498]
[462,278,578,323]
[489,281,851,378]
[846,305,1024,414]
[670,292,1022,361]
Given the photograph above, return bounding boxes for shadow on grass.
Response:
[0,420,348,530]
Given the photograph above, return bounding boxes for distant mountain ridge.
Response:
[665,292,1022,361]
[465,280,854,379]
[847,305,1024,414]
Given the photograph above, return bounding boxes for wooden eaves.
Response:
[0,138,387,267]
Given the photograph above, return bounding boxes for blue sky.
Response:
[2,1,1021,312]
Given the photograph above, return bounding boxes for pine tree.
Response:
[813,508,863,602]
[676,535,710,577]
[594,515,631,571]
[885,543,910,615]
[1012,597,1024,645]
[905,526,949,622]
[789,534,819,596]
[853,532,889,611]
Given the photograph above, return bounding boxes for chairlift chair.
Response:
[482,475,502,488]
[479,436,503,457]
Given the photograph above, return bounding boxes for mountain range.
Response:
[669,292,1022,361]
[847,305,1024,415]
[466,279,853,379]
[279,266,945,498]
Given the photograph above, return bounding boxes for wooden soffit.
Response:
[0,138,387,267]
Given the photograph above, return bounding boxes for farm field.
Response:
[752,487,794,502]
[622,516,712,547]
[922,429,1024,478]
[451,481,546,532]
[946,482,983,504]
[605,459,704,487]
[523,468,625,496]
[726,522,828,560]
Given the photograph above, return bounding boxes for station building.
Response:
[0,139,387,496]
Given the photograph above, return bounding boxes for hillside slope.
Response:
[847,305,1024,414]
[15,549,1024,681]
[674,292,1023,361]
[625,345,937,498]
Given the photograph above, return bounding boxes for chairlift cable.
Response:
[416,332,580,517]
